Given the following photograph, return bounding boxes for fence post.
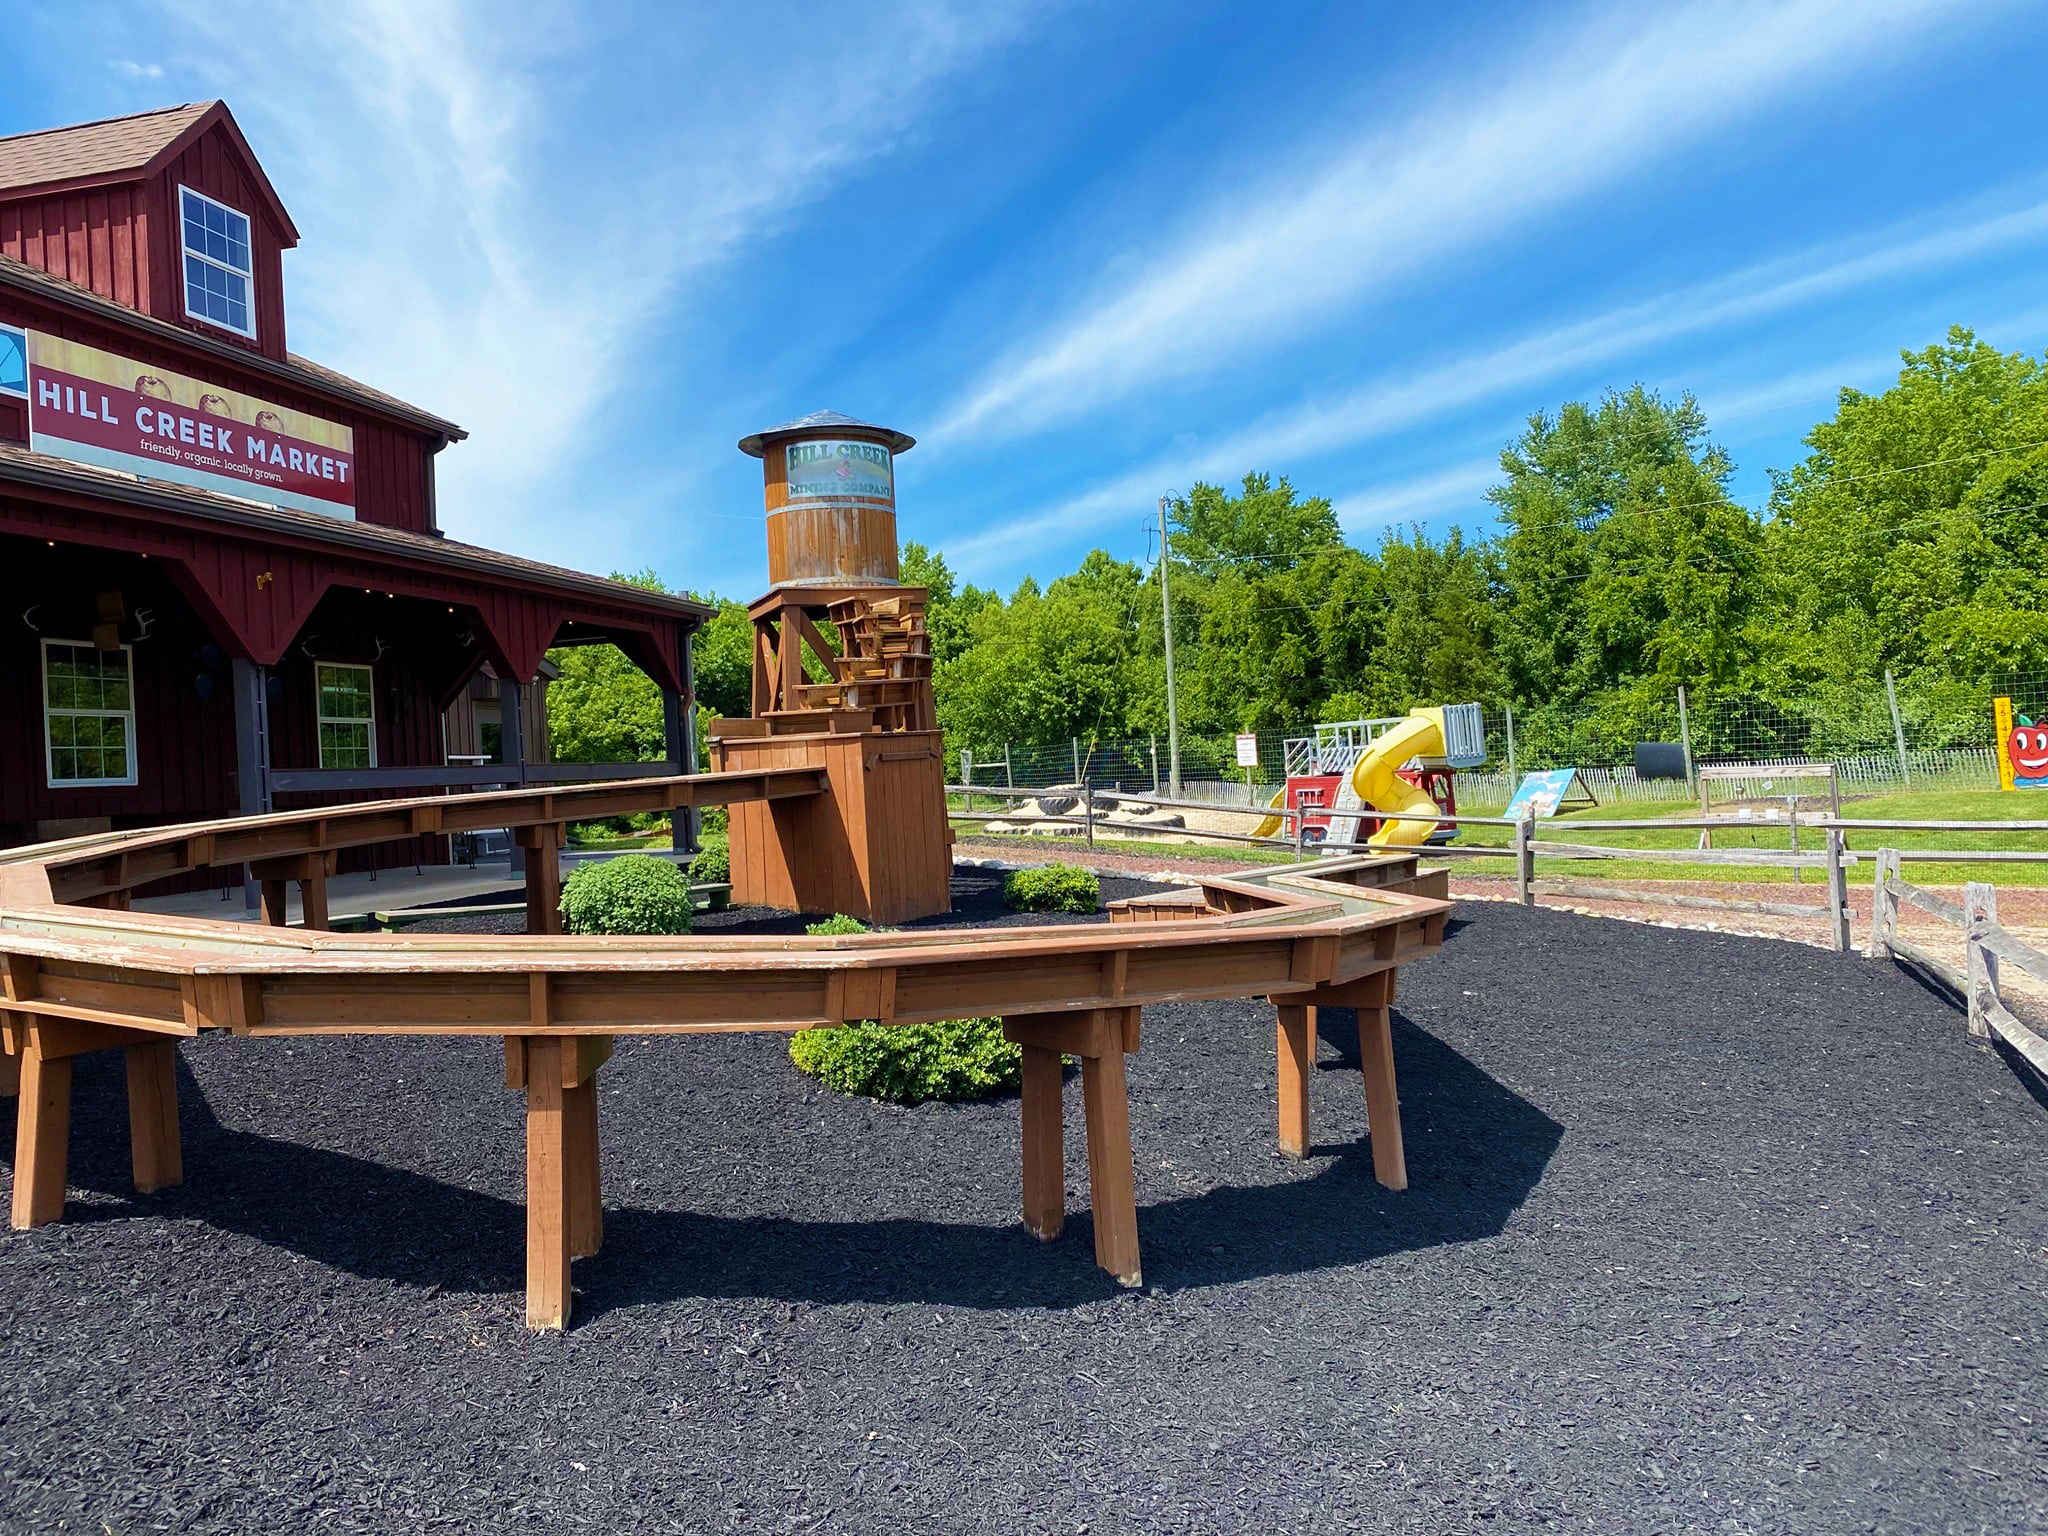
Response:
[1677,685,1695,790]
[1964,882,1997,1043]
[1150,734,1159,794]
[962,749,973,815]
[1884,670,1911,786]
[1072,737,1081,785]
[1083,785,1096,849]
[1503,701,1518,786]
[1514,815,1534,906]
[1824,826,1850,954]
[1865,847,1899,960]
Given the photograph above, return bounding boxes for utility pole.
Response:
[1158,494,1182,796]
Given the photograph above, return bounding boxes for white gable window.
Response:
[179,185,255,338]
[316,662,377,770]
[43,640,138,788]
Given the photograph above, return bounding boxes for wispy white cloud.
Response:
[121,0,1043,568]
[109,60,163,80]
[943,187,2048,570]
[1331,460,1500,536]
[934,0,2004,446]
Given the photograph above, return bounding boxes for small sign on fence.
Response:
[1234,733,1259,768]
[1996,694,2048,791]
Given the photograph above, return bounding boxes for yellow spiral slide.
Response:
[1251,708,1449,846]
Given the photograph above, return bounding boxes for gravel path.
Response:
[2,888,2044,1533]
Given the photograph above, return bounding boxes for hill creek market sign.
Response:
[25,332,357,519]
[785,438,893,505]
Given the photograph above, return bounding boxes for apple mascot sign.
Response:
[1995,695,2048,791]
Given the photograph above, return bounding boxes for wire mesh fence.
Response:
[954,670,2044,807]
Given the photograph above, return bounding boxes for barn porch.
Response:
[0,448,708,888]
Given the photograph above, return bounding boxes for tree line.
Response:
[550,326,2048,769]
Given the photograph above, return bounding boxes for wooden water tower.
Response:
[706,412,952,922]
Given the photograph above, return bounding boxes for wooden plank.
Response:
[11,1036,71,1228]
[1275,1003,1314,1158]
[1018,1044,1064,1240]
[1079,1042,1142,1287]
[300,872,331,933]
[564,1077,602,1260]
[1984,996,2048,1080]
[1356,1004,1407,1191]
[524,1037,572,1330]
[1535,880,1838,920]
[1887,876,1965,926]
[1970,921,2048,986]
[124,1039,183,1194]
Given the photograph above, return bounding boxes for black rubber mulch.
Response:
[2,894,2044,1533]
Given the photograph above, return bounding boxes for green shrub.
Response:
[789,1017,1019,1104]
[688,836,730,885]
[699,806,729,836]
[559,854,693,935]
[789,914,1021,1102]
[1002,863,1101,913]
[805,913,868,936]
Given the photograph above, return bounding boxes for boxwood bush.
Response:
[688,836,730,885]
[790,1017,1020,1104]
[1002,862,1101,913]
[805,912,869,936]
[559,854,693,935]
[789,914,1021,1103]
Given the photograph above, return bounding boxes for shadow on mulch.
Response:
[32,1011,1560,1324]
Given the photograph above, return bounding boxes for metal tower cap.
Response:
[738,411,916,458]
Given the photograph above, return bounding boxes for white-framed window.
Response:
[42,639,138,788]
[178,184,255,339]
[316,662,377,770]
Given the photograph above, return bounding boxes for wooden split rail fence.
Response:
[955,785,2048,954]
[1865,850,2048,1079]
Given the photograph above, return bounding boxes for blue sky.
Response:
[10,0,2048,602]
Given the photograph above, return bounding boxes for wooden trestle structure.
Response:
[0,411,1453,1328]
[0,772,1447,1328]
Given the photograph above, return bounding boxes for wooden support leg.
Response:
[298,872,330,932]
[1005,1008,1143,1286]
[258,878,290,927]
[1356,1004,1407,1191]
[1275,1003,1316,1158]
[1018,1044,1064,1241]
[524,1037,572,1330]
[124,1039,183,1194]
[0,1046,18,1099]
[12,1033,72,1228]
[1080,1044,1142,1287]
[564,1076,602,1259]
[517,827,565,936]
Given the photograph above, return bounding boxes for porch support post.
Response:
[230,658,270,910]
[501,675,528,874]
[663,674,696,853]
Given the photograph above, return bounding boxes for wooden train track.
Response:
[0,773,1449,1327]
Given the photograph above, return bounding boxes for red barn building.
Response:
[0,102,704,885]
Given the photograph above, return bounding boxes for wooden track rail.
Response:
[0,774,1450,1328]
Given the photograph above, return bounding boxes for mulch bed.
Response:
[2,879,2044,1533]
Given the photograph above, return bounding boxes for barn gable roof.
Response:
[0,100,297,243]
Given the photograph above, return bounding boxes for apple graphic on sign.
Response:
[2008,716,2048,785]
